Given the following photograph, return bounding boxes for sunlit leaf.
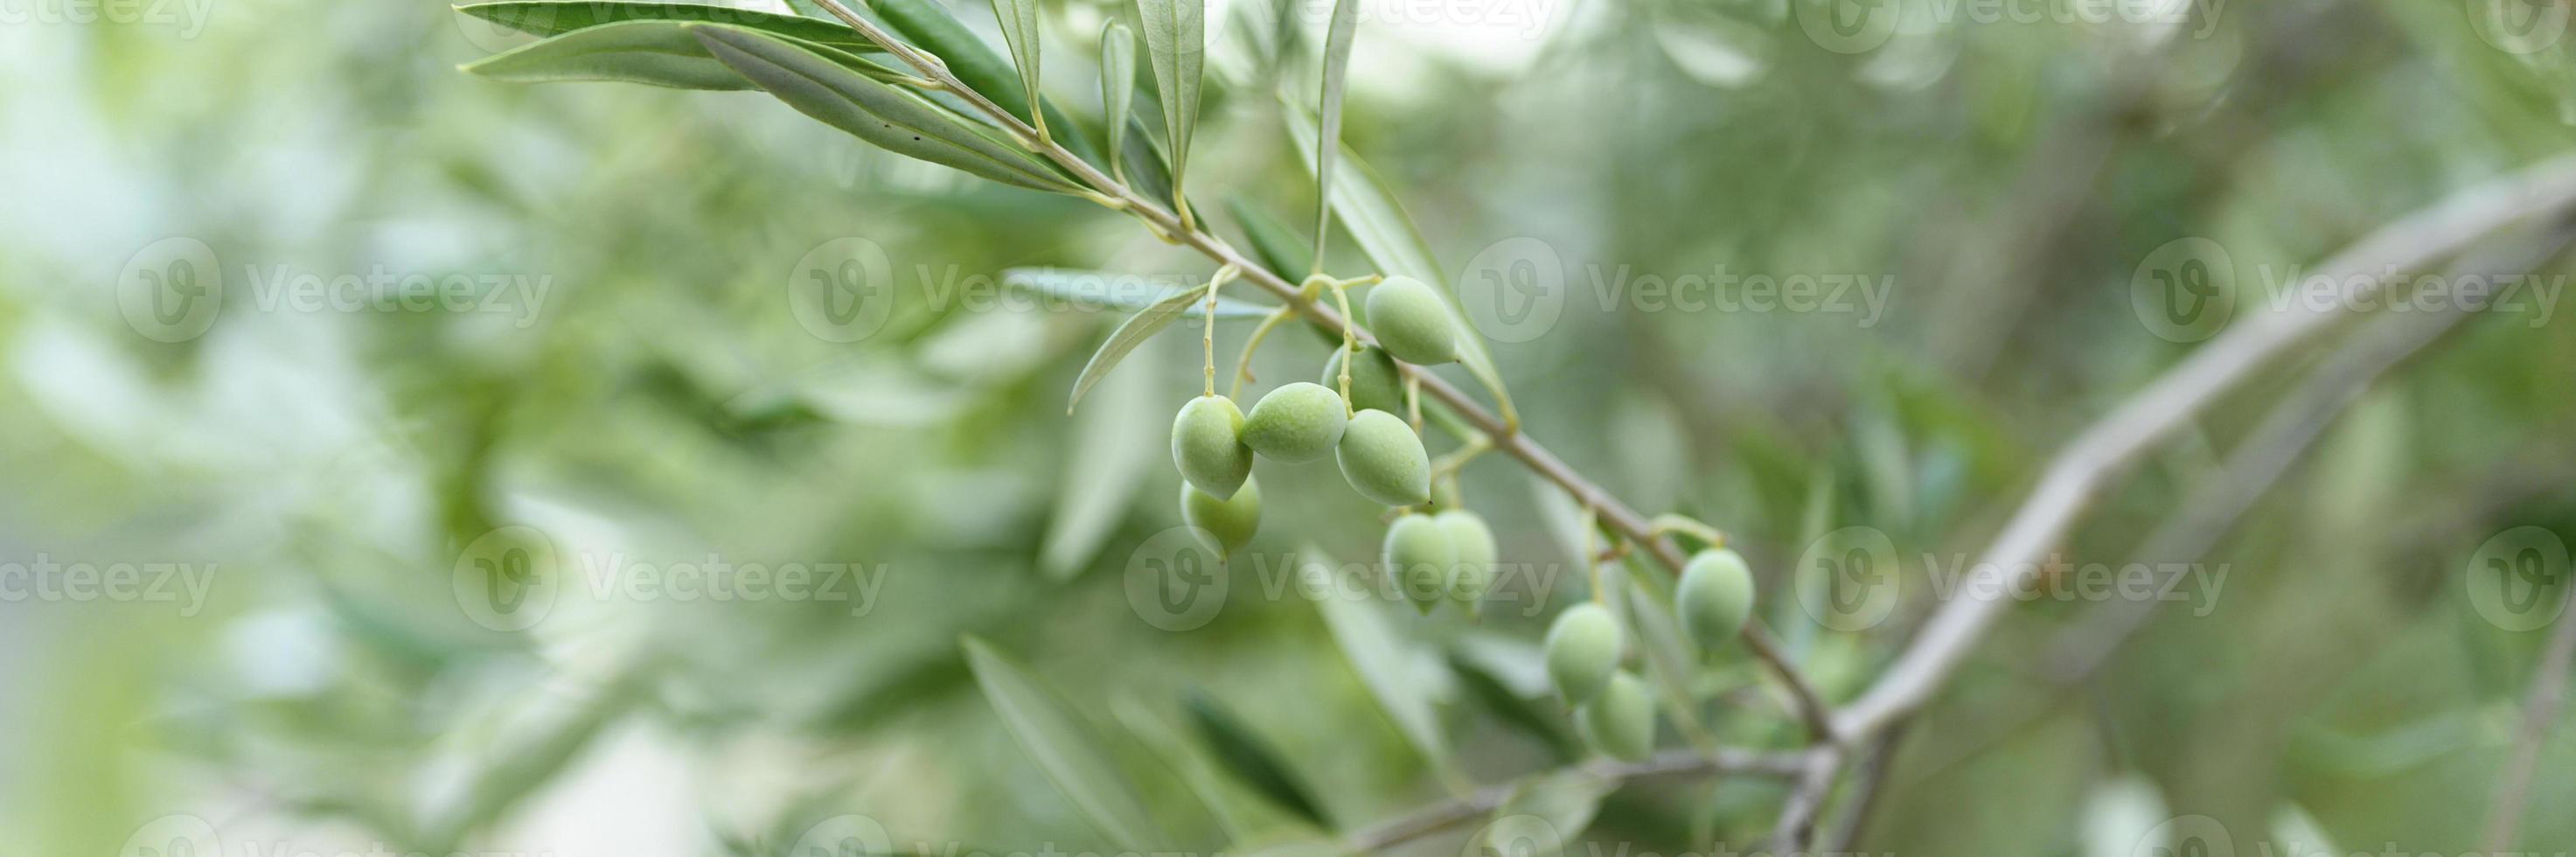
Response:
[691,24,1077,192]
[963,638,1168,849]
[456,1,884,53]
[1136,0,1203,206]
[1068,280,1211,410]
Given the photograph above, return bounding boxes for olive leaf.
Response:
[455,1,884,54]
[1100,21,1138,180]
[690,24,1078,193]
[963,638,1169,850]
[781,0,832,19]
[869,0,1104,167]
[1037,345,1155,581]
[461,19,902,91]
[1297,542,1461,778]
[1135,0,1203,207]
[1068,280,1211,411]
[1110,695,1282,840]
[989,0,1048,140]
[1182,690,1331,829]
[1004,268,1271,318]
[1282,101,1514,415]
[1227,198,1315,283]
[1312,0,1361,273]
[1468,770,1614,857]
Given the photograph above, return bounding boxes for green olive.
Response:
[1437,510,1496,606]
[1543,602,1622,705]
[1334,409,1431,506]
[1320,345,1406,415]
[1242,382,1349,463]
[1382,512,1457,614]
[1575,671,1656,762]
[1676,547,1755,653]
[1181,476,1260,556]
[1172,394,1252,499]
[1364,275,1457,366]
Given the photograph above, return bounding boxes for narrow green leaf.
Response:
[1136,0,1203,202]
[456,1,884,53]
[1446,647,1581,763]
[1068,280,1210,410]
[1470,770,1614,857]
[1297,543,1459,776]
[1282,101,1514,413]
[988,0,1046,138]
[1100,21,1138,180]
[691,24,1076,192]
[870,0,1104,166]
[1312,0,1361,272]
[1183,690,1330,828]
[782,0,832,19]
[1110,695,1287,841]
[963,638,1167,849]
[1005,268,1271,318]
[1225,199,1314,282]
[462,19,902,90]
[1038,345,1155,580]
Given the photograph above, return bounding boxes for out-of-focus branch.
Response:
[1340,748,1806,852]
[1838,153,2576,739]
[2480,579,2576,853]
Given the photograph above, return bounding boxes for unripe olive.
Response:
[1676,548,1755,653]
[1365,275,1458,366]
[1335,409,1431,506]
[1242,382,1349,463]
[1575,671,1656,762]
[1382,512,1457,614]
[1172,394,1252,499]
[1437,510,1497,605]
[1181,476,1260,556]
[1543,602,1622,705]
[1321,345,1406,415]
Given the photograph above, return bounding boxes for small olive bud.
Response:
[1676,548,1755,653]
[1543,602,1622,704]
[1575,671,1656,762]
[1364,275,1458,366]
[1172,394,1252,499]
[1181,477,1261,556]
[1321,345,1406,415]
[1437,510,1497,606]
[1382,512,1457,615]
[1243,382,1349,463]
[1335,409,1431,506]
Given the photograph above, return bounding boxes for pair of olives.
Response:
[1382,509,1497,613]
[1541,548,1758,761]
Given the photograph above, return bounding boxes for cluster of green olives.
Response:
[1542,548,1755,761]
[1172,276,1492,609]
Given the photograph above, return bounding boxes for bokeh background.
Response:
[3,0,2575,854]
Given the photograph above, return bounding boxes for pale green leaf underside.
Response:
[692,24,1076,192]
[1100,21,1137,179]
[1136,0,1203,197]
[990,0,1046,136]
[1068,279,1211,410]
[462,19,902,90]
[964,638,1168,849]
[456,0,883,53]
[1006,268,1272,319]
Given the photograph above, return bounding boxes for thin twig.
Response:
[1763,748,1843,854]
[1340,748,1807,852]
[800,0,1841,741]
[1838,153,2576,739]
[2480,579,2576,853]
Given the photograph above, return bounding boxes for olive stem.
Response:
[1200,264,1237,398]
[1228,306,1298,400]
[1647,515,1726,552]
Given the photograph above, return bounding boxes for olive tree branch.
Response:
[1838,152,2576,740]
[1340,748,1807,853]
[798,0,1842,742]
[2480,576,2576,854]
